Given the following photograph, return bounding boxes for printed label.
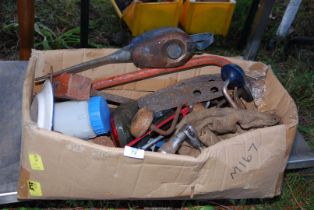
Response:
[124,146,144,159]
[29,153,44,171]
[27,180,42,196]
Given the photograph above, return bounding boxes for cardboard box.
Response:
[18,49,298,200]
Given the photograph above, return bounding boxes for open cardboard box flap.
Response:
[18,49,298,199]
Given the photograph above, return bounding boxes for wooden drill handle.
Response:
[18,0,34,60]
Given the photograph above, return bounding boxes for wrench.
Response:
[159,124,202,154]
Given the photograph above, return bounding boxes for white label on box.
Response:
[124,146,144,159]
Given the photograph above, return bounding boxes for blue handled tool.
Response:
[221,64,253,108]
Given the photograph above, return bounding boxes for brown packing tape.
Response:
[17,48,298,199]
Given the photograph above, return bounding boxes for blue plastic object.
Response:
[190,33,214,51]
[88,96,111,135]
[221,64,245,87]
[155,140,165,148]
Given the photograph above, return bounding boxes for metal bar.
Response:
[94,91,135,104]
[80,0,90,48]
[284,36,314,59]
[222,80,238,109]
[0,192,17,197]
[242,0,276,60]
[35,49,131,82]
[18,0,34,60]
[238,0,260,49]
[276,0,302,38]
[286,132,314,169]
[141,135,164,150]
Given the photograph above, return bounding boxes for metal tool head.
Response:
[158,124,202,154]
[130,27,214,68]
[138,75,224,112]
[181,124,203,149]
[130,27,191,68]
[52,73,92,100]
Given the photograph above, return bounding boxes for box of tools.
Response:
[18,48,297,200]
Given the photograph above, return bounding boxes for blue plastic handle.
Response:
[190,33,214,51]
[221,64,245,88]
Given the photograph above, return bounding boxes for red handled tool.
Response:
[92,55,231,90]
[52,55,231,101]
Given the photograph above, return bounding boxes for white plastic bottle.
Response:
[53,96,110,139]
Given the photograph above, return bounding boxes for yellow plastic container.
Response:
[111,0,183,36]
[180,0,236,37]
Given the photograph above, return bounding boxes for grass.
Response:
[0,0,122,59]
[0,0,314,209]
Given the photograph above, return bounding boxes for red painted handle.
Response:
[92,55,231,90]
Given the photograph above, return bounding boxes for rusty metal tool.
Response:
[92,55,231,90]
[221,64,253,109]
[111,105,190,147]
[159,124,202,154]
[137,75,225,112]
[149,105,182,136]
[35,27,214,82]
[52,73,92,100]
[111,73,225,146]
[52,72,134,103]
[126,107,190,147]
[51,55,230,101]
